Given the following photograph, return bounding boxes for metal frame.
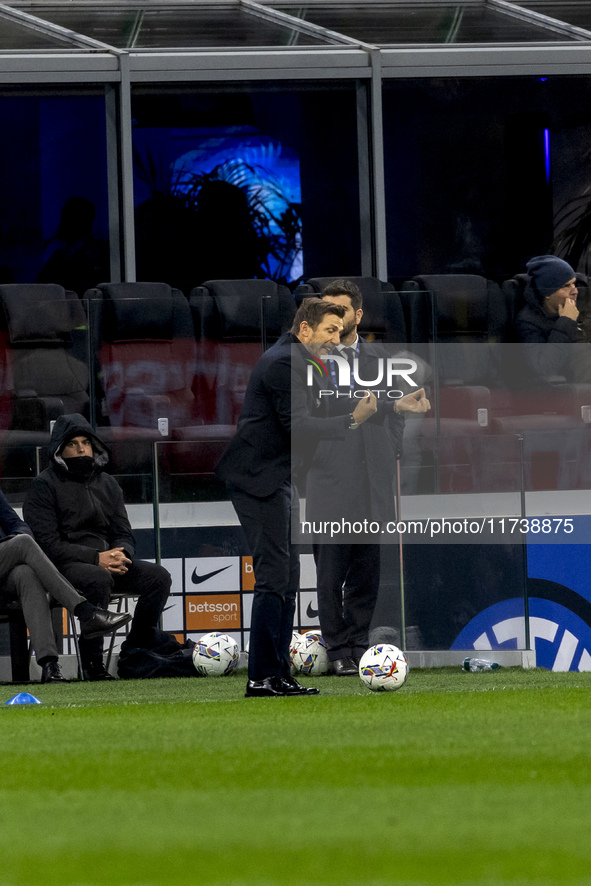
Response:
[0,0,591,282]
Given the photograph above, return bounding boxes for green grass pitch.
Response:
[1,667,591,886]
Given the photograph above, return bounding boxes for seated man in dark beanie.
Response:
[0,488,131,683]
[23,414,172,681]
[515,255,591,383]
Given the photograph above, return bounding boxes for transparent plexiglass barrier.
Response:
[0,295,589,664]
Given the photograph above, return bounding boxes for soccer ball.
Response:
[358,644,408,692]
[290,631,329,676]
[289,631,302,674]
[192,631,240,676]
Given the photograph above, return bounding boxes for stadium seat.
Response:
[401,273,510,345]
[189,279,296,425]
[85,282,199,433]
[294,276,407,342]
[397,275,508,492]
[0,283,89,433]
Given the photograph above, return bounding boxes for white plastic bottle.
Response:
[462,657,500,672]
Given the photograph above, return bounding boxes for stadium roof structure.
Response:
[2,1,591,69]
[2,0,591,280]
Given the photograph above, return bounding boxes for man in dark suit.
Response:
[217,297,378,697]
[307,280,430,675]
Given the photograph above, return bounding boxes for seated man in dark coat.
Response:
[515,255,591,383]
[0,489,130,683]
[23,414,171,681]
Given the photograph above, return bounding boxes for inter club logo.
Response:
[452,597,591,671]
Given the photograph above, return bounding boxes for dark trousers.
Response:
[60,559,171,666]
[313,543,380,661]
[0,534,86,662]
[229,481,299,681]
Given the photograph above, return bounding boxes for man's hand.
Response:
[98,547,131,575]
[352,390,378,425]
[559,298,579,322]
[393,388,431,414]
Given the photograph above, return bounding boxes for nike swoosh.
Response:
[191,565,232,585]
[306,602,319,618]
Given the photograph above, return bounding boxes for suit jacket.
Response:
[216,332,350,498]
[0,490,33,540]
[305,338,404,526]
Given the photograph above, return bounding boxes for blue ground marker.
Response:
[4,693,41,705]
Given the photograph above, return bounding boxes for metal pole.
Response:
[261,295,270,354]
[118,52,136,282]
[356,81,373,277]
[152,441,161,565]
[105,84,122,284]
[517,433,531,650]
[396,456,406,650]
[431,295,440,494]
[369,48,388,281]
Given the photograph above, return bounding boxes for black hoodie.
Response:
[515,282,583,346]
[23,414,135,568]
[514,282,586,382]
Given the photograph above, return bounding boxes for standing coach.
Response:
[216,298,377,697]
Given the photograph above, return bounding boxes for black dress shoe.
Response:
[280,676,320,696]
[331,656,358,676]
[82,661,116,681]
[79,608,132,640]
[245,676,286,697]
[41,661,69,683]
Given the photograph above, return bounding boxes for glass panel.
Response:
[519,3,591,33]
[84,289,294,501]
[278,2,571,44]
[0,88,110,293]
[383,76,591,282]
[86,293,196,502]
[153,439,245,651]
[141,288,590,664]
[18,5,330,48]
[0,441,42,502]
[0,12,77,49]
[132,82,362,293]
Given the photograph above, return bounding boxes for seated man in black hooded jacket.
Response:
[514,254,591,383]
[24,414,171,681]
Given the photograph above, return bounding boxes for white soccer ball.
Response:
[192,631,240,676]
[358,644,408,692]
[289,631,302,674]
[290,631,329,676]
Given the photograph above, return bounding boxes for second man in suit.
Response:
[307,280,430,675]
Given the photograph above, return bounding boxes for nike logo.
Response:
[306,602,319,618]
[191,565,231,585]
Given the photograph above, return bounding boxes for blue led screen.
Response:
[133,125,302,290]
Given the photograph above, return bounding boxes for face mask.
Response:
[62,455,94,476]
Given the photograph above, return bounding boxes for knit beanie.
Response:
[526,255,576,298]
